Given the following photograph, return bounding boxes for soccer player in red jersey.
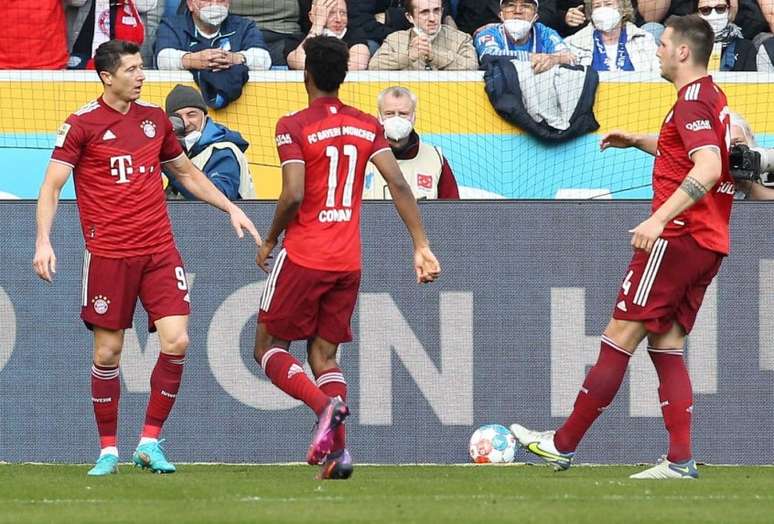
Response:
[254,36,441,479]
[511,15,733,479]
[32,40,261,476]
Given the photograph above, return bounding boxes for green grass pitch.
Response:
[1,464,772,523]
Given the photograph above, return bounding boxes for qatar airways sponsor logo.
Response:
[685,119,712,132]
[307,126,376,144]
[109,155,155,184]
[318,208,353,222]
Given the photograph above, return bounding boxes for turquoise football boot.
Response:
[132,439,176,474]
[87,454,119,476]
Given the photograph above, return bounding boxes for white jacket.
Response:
[566,22,658,72]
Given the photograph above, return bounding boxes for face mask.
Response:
[591,7,622,32]
[199,4,228,26]
[700,11,729,35]
[503,18,533,41]
[381,116,413,142]
[184,130,202,151]
[323,27,348,39]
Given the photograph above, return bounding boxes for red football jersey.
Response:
[51,97,184,258]
[653,76,733,255]
[275,97,391,271]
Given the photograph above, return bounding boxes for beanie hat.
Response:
[165,84,208,115]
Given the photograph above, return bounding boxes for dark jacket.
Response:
[154,11,266,107]
[169,118,249,200]
[724,37,759,71]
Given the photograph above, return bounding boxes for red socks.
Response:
[316,368,348,452]
[91,363,120,449]
[261,347,330,415]
[648,347,693,463]
[142,352,186,439]
[554,337,631,453]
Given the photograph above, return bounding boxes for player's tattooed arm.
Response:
[680,175,709,201]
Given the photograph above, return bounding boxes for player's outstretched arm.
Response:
[33,161,72,283]
[629,148,722,252]
[258,162,305,273]
[600,131,658,156]
[371,150,441,284]
[164,154,262,246]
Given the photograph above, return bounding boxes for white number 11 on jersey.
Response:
[325,145,358,208]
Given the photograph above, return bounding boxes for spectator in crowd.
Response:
[1,1,68,69]
[288,0,370,70]
[455,0,565,36]
[229,0,304,67]
[345,0,456,50]
[729,112,774,200]
[734,0,772,42]
[140,0,167,66]
[66,0,155,69]
[155,1,270,108]
[694,0,774,71]
[565,0,658,71]
[474,0,575,74]
[363,86,460,200]
[164,84,254,200]
[369,0,477,70]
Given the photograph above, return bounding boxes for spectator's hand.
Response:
[309,0,335,34]
[224,52,246,67]
[33,240,56,283]
[629,216,665,253]
[414,246,441,284]
[531,53,557,74]
[409,35,432,62]
[183,49,231,71]
[565,6,586,27]
[257,237,277,273]
[600,130,638,151]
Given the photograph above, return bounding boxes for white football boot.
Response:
[509,424,574,471]
[630,456,698,479]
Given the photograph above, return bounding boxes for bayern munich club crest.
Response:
[141,120,157,138]
[92,295,111,315]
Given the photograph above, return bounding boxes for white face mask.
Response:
[323,27,348,39]
[591,7,622,32]
[381,116,413,142]
[700,11,729,35]
[199,4,228,26]
[503,18,533,41]
[184,130,202,151]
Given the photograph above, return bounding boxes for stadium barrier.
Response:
[1,201,772,464]
[1,70,772,200]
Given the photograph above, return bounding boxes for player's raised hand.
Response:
[628,216,665,253]
[257,238,276,273]
[600,130,637,151]
[33,240,57,283]
[414,246,441,284]
[227,204,262,246]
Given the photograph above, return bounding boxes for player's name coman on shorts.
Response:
[307,126,376,144]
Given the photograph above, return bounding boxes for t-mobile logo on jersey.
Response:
[110,155,134,184]
[109,155,154,184]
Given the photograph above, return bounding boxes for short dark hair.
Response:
[665,15,715,68]
[94,40,141,79]
[303,36,349,93]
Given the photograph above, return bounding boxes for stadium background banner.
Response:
[1,201,773,465]
[1,71,773,200]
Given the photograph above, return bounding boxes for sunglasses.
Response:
[697,5,728,15]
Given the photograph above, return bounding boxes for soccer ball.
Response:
[469,424,517,464]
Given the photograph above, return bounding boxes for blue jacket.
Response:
[154,11,268,67]
[170,118,249,201]
[474,22,568,61]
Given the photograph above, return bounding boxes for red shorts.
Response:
[612,234,722,334]
[80,246,191,332]
[258,249,361,343]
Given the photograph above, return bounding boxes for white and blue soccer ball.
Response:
[469,424,517,464]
